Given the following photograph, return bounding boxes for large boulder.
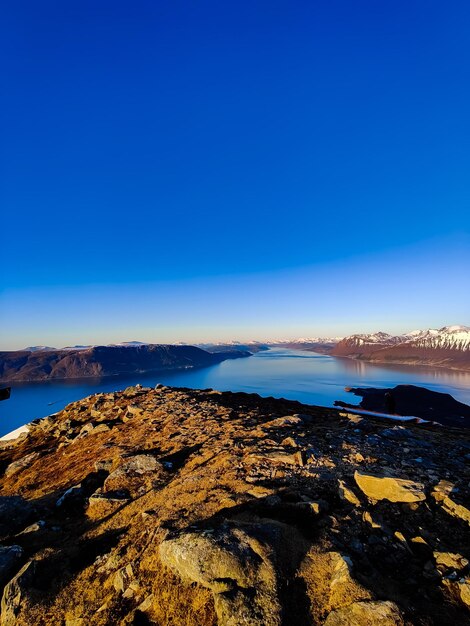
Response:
[159,522,285,626]
[324,600,404,625]
[103,455,165,497]
[299,550,372,623]
[354,471,425,503]
[1,560,36,626]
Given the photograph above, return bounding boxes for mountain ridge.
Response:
[0,345,250,383]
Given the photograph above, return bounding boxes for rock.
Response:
[56,484,83,509]
[457,578,470,609]
[1,560,36,626]
[0,497,35,537]
[434,551,469,572]
[338,480,361,506]
[4,452,40,478]
[440,496,470,526]
[246,450,304,466]
[137,594,155,612]
[17,521,46,536]
[262,416,303,429]
[299,550,372,621]
[354,470,425,503]
[113,564,134,593]
[281,437,298,448]
[362,511,381,529]
[431,479,455,502]
[103,455,164,497]
[159,523,284,626]
[324,600,404,625]
[86,491,130,520]
[0,546,23,588]
[126,404,144,416]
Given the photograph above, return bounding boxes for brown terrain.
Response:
[331,338,470,371]
[0,345,250,383]
[0,385,469,625]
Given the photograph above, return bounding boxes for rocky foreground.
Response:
[0,386,469,625]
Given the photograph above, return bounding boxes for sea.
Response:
[1,348,470,437]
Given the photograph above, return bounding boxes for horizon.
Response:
[2,1,469,349]
[6,322,469,353]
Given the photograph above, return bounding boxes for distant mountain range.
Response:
[331,325,470,370]
[0,345,250,383]
[9,325,470,378]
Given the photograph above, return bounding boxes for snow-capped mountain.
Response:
[401,325,470,351]
[22,346,57,352]
[332,325,470,370]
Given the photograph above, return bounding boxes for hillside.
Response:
[0,386,469,625]
[0,345,250,383]
[332,326,470,371]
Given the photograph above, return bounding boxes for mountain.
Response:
[331,325,470,370]
[0,385,469,625]
[22,346,57,352]
[0,344,250,383]
[277,337,344,354]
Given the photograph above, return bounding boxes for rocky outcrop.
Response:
[0,344,250,383]
[335,384,470,427]
[0,385,469,625]
[353,471,426,503]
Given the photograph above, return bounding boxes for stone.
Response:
[431,479,455,502]
[0,546,23,588]
[159,523,284,626]
[17,521,46,536]
[354,471,425,503]
[434,551,469,572]
[324,600,404,625]
[113,564,134,593]
[1,560,36,626]
[338,480,361,506]
[103,455,164,497]
[126,404,144,416]
[4,452,40,478]
[457,578,470,609]
[281,437,298,448]
[56,484,83,508]
[262,416,303,429]
[86,490,130,520]
[362,511,381,529]
[440,496,470,526]
[299,550,372,621]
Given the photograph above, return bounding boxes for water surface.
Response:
[1,348,469,436]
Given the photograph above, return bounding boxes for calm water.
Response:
[1,348,470,437]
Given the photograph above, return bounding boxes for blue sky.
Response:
[1,1,469,349]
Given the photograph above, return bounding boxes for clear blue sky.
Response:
[1,1,469,349]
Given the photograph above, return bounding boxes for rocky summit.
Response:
[0,386,469,625]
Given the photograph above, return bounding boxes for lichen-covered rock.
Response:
[4,452,40,478]
[1,560,36,626]
[324,600,404,625]
[159,523,283,626]
[103,455,164,497]
[354,470,425,503]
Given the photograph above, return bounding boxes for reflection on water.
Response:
[1,348,469,436]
